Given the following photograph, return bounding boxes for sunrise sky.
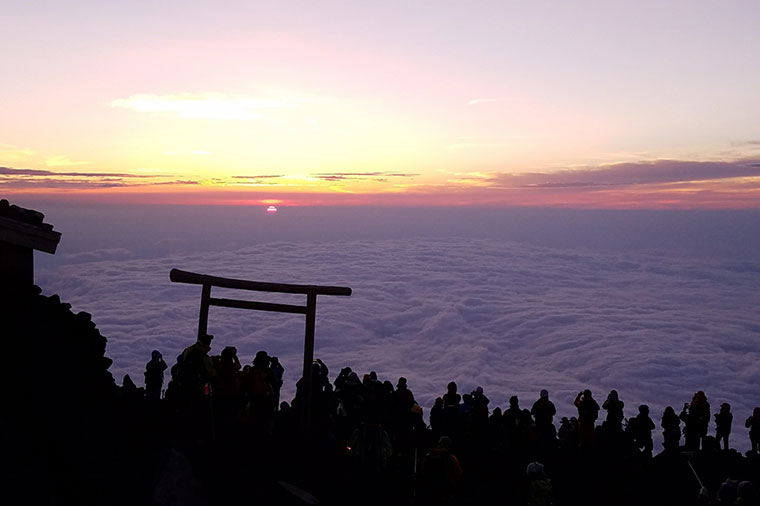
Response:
[3,0,760,207]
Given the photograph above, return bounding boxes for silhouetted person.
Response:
[602,389,624,431]
[504,395,522,432]
[745,407,760,453]
[714,402,733,450]
[628,404,655,457]
[180,333,215,397]
[442,381,461,409]
[214,346,241,398]
[715,479,739,505]
[430,397,444,435]
[531,389,557,440]
[680,390,710,450]
[526,462,552,506]
[471,386,489,410]
[419,436,463,506]
[269,356,284,410]
[737,481,756,505]
[661,406,681,451]
[392,376,416,438]
[574,389,599,448]
[248,350,273,431]
[334,366,353,393]
[441,381,461,437]
[557,417,578,449]
[349,420,393,475]
[178,333,216,442]
[144,349,167,401]
[164,353,184,402]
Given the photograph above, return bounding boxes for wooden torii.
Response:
[169,268,352,433]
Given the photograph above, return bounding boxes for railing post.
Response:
[198,284,211,339]
[301,292,317,434]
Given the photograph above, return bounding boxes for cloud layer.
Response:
[37,235,760,452]
[6,158,760,208]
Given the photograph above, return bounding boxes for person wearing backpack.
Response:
[179,333,216,398]
[419,436,463,505]
[177,333,216,442]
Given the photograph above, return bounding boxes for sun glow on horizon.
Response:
[2,2,760,209]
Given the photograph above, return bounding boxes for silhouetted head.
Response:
[369,371,378,381]
[438,436,453,450]
[475,386,484,395]
[638,404,649,415]
[720,402,731,412]
[492,407,502,417]
[462,393,472,403]
[151,350,161,361]
[583,389,592,398]
[447,381,457,393]
[526,462,546,480]
[253,350,269,367]
[270,356,279,366]
[754,407,760,418]
[738,481,756,503]
[221,346,237,360]
[510,395,519,407]
[663,406,675,417]
[397,377,407,388]
[608,390,618,401]
[718,480,739,503]
[434,397,443,407]
[694,390,707,403]
[540,389,548,399]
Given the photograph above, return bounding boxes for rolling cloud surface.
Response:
[37,234,760,452]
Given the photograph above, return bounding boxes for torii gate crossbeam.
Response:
[169,268,352,433]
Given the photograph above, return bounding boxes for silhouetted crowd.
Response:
[6,284,760,506]
[119,332,760,506]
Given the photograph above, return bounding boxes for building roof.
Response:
[0,199,61,253]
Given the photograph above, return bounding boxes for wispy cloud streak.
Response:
[109,92,331,120]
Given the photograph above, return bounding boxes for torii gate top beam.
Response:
[170,268,352,297]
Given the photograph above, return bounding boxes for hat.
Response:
[438,436,453,450]
[526,462,546,480]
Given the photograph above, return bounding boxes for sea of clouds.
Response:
[36,220,760,452]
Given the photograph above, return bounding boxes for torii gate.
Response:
[169,268,352,433]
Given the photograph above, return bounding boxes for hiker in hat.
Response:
[179,333,216,397]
